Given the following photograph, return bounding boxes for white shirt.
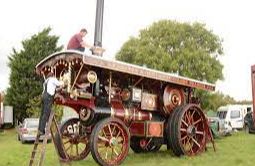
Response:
[43,77,64,96]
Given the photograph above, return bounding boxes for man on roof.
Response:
[67,28,93,52]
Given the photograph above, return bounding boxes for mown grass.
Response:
[0,129,254,166]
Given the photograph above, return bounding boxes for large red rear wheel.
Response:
[90,117,130,166]
[167,104,206,156]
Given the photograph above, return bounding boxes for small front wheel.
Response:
[90,117,130,166]
[55,118,90,161]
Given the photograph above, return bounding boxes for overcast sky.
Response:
[0,0,255,101]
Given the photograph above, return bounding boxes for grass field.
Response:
[0,129,254,166]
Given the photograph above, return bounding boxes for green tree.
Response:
[196,91,236,111]
[116,20,225,110]
[26,95,63,122]
[234,100,252,105]
[5,27,63,121]
[116,20,223,83]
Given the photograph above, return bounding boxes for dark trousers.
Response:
[38,93,54,133]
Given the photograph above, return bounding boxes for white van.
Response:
[216,105,252,133]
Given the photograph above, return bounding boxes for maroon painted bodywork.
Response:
[35,50,215,161]
[35,51,215,138]
[130,121,164,137]
[55,97,96,114]
[110,100,152,122]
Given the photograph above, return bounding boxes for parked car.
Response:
[244,112,255,134]
[216,109,232,135]
[17,118,51,143]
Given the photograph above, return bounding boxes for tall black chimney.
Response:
[93,0,104,54]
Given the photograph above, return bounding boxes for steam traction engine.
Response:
[35,50,215,166]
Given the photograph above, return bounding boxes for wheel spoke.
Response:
[76,144,79,156]
[181,135,188,141]
[190,111,195,124]
[112,125,116,136]
[113,148,119,156]
[98,136,109,142]
[190,144,194,154]
[102,128,107,137]
[70,144,74,155]
[142,138,151,150]
[116,130,121,138]
[191,137,201,148]
[111,147,114,159]
[196,131,204,135]
[184,137,191,149]
[78,146,84,154]
[146,138,152,147]
[108,124,113,138]
[63,139,71,145]
[185,112,191,125]
[187,111,192,125]
[193,118,202,126]
[65,144,72,152]
[181,119,189,127]
[180,128,187,132]
[104,147,108,160]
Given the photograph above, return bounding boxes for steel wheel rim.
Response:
[96,121,129,165]
[179,105,206,155]
[61,119,90,160]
